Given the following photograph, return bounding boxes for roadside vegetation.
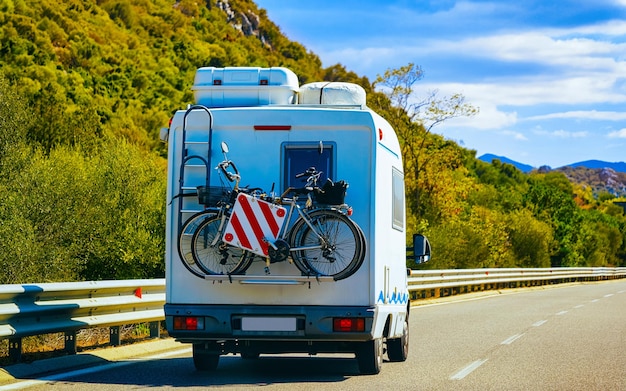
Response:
[0,0,624,284]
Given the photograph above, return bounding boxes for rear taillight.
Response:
[173,316,205,330]
[333,317,365,332]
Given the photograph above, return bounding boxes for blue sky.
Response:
[255,0,626,168]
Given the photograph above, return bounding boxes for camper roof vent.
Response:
[299,82,366,107]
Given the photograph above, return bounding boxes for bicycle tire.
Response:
[288,209,365,280]
[315,211,366,281]
[191,216,253,275]
[338,221,367,279]
[294,211,367,281]
[176,210,219,277]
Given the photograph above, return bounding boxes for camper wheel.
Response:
[193,343,220,371]
[386,318,409,362]
[356,338,383,375]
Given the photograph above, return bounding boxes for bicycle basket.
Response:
[314,179,348,205]
[196,186,226,206]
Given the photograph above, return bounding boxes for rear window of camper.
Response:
[282,142,335,191]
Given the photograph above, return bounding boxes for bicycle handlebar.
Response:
[295,167,322,188]
[295,167,320,179]
[218,160,240,183]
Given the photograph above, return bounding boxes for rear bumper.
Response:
[165,304,376,352]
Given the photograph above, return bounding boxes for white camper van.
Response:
[161,67,430,375]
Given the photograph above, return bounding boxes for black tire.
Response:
[356,338,383,375]
[386,318,409,362]
[192,343,220,371]
[178,210,217,274]
[191,216,253,275]
[288,209,365,280]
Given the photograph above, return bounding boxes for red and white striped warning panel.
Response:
[222,193,286,257]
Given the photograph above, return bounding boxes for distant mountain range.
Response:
[479,154,535,173]
[478,154,626,174]
[478,154,626,196]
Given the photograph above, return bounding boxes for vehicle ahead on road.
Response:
[161,67,430,374]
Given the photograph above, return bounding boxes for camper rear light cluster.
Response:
[333,317,365,332]
[173,316,205,331]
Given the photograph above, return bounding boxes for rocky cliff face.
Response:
[559,166,626,197]
[216,0,270,47]
[598,168,626,196]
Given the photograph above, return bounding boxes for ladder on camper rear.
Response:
[178,105,214,234]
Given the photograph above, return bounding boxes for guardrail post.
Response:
[8,337,22,363]
[149,321,160,338]
[64,331,77,355]
[110,326,121,346]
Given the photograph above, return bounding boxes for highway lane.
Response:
[414,280,626,390]
[4,280,626,390]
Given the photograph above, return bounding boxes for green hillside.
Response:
[0,0,624,284]
[0,0,332,152]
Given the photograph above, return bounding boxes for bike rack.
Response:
[202,274,335,287]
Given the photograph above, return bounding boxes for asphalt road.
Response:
[2,280,625,390]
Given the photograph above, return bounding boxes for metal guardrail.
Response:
[2,268,626,363]
[408,267,626,299]
[0,279,165,362]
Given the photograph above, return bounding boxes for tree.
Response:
[524,173,582,267]
[0,74,30,164]
[373,63,479,223]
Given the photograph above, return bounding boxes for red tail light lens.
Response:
[333,317,365,332]
[173,316,204,330]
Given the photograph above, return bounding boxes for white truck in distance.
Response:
[161,67,430,375]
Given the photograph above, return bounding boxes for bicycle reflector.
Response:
[333,317,365,332]
[173,316,205,330]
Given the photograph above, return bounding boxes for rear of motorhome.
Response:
[161,67,429,374]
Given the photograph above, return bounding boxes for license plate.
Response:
[241,317,297,331]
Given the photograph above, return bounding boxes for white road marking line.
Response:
[574,304,584,309]
[501,333,524,345]
[591,299,600,303]
[556,310,568,316]
[450,359,488,380]
[604,294,614,298]
[533,320,547,327]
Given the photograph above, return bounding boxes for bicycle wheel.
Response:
[288,209,365,280]
[191,216,252,275]
[178,210,218,272]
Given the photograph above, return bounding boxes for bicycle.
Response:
[189,145,366,280]
[177,142,260,276]
[270,176,366,280]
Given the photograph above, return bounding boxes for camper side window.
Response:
[282,143,335,191]
[392,168,404,231]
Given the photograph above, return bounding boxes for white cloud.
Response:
[500,130,528,141]
[438,99,517,130]
[607,128,626,138]
[527,111,626,121]
[437,33,623,68]
[575,20,626,35]
[324,30,626,109]
[533,129,589,138]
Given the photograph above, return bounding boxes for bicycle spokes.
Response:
[289,209,365,280]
